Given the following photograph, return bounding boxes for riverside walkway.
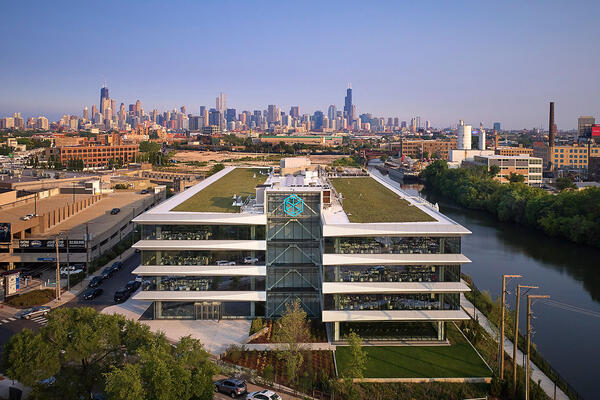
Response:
[461,294,568,400]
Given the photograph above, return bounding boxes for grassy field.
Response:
[335,324,491,378]
[330,177,436,223]
[172,168,267,212]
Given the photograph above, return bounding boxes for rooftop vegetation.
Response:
[171,168,267,212]
[330,177,436,223]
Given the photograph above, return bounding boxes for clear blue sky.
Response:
[1,0,599,129]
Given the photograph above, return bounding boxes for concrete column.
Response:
[438,321,445,340]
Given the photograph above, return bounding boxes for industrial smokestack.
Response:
[549,102,556,146]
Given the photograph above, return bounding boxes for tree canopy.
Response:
[421,160,600,247]
[2,307,216,400]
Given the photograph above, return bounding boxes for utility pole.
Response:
[513,284,538,392]
[526,294,550,400]
[500,274,521,379]
[85,222,90,278]
[66,232,70,292]
[55,232,64,300]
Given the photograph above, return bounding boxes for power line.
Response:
[541,299,600,319]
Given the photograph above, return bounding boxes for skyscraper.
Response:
[216,92,226,112]
[344,85,352,121]
[100,86,109,114]
[290,106,299,119]
[327,105,337,122]
[493,122,501,131]
[135,100,141,117]
[83,106,89,120]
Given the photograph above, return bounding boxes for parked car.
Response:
[60,266,84,276]
[110,208,120,215]
[21,214,35,221]
[214,378,247,398]
[141,189,149,194]
[135,248,141,254]
[242,257,259,264]
[15,306,51,320]
[82,288,103,300]
[100,267,114,279]
[113,289,130,303]
[125,280,141,293]
[216,260,236,266]
[110,261,122,273]
[246,390,281,400]
[88,276,104,288]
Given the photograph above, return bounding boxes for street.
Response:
[65,251,142,310]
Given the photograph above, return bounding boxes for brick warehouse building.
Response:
[45,143,139,168]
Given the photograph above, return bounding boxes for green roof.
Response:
[330,177,436,223]
[171,168,267,213]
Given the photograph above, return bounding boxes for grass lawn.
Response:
[330,177,436,223]
[172,168,267,212]
[335,324,491,378]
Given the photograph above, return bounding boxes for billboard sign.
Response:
[592,125,600,137]
[19,239,85,249]
[0,223,11,243]
[5,272,20,296]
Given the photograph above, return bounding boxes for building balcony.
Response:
[321,309,470,322]
[322,253,471,266]
[132,265,266,276]
[132,240,266,251]
[322,281,470,294]
[132,290,266,302]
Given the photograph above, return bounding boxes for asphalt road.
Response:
[65,251,142,310]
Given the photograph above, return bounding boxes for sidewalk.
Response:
[461,294,568,400]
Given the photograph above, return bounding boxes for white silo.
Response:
[479,123,486,150]
[457,120,472,150]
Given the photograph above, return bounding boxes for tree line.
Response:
[421,160,600,248]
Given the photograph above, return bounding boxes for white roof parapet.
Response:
[132,240,266,251]
[133,212,266,225]
[132,290,266,302]
[322,281,470,294]
[321,309,471,322]
[322,253,471,266]
[132,265,266,276]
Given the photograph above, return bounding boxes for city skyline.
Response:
[1,1,599,129]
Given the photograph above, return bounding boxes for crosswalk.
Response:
[0,317,16,326]
[0,316,48,327]
[30,316,48,326]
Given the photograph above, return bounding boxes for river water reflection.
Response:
[401,184,600,399]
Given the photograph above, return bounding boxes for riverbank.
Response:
[420,160,600,248]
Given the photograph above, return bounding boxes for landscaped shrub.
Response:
[6,289,55,308]
[250,317,264,335]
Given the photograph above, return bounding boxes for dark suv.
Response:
[88,276,104,288]
[110,261,122,273]
[214,378,247,398]
[114,289,130,303]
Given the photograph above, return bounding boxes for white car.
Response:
[216,260,236,266]
[246,390,281,400]
[243,257,259,264]
[21,214,34,221]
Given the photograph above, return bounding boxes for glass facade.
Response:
[142,276,265,291]
[154,300,265,319]
[324,236,461,254]
[324,265,460,283]
[339,321,439,341]
[141,224,265,241]
[142,250,265,266]
[266,191,322,317]
[324,293,460,311]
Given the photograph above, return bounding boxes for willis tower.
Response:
[343,85,352,121]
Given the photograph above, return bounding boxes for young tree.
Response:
[489,165,501,178]
[555,176,576,191]
[344,331,367,379]
[272,299,311,388]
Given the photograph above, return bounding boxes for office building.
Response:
[534,143,600,170]
[100,86,109,114]
[495,145,534,157]
[578,116,595,138]
[464,155,543,186]
[398,138,457,160]
[45,143,139,168]
[327,105,337,123]
[493,122,501,131]
[131,159,471,342]
[290,107,299,119]
[344,86,353,122]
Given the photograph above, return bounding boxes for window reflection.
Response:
[324,265,460,283]
[324,237,461,254]
[325,293,460,311]
[143,276,265,291]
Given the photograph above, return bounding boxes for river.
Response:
[401,184,600,399]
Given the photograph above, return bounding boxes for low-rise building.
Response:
[495,145,533,157]
[533,142,600,170]
[45,144,139,169]
[466,154,543,186]
[397,138,457,160]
